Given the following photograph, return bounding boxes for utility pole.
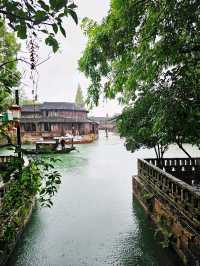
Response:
[15,89,22,159]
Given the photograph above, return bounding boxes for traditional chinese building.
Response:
[89,116,117,131]
[20,102,98,143]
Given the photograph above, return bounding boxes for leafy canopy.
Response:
[117,92,168,158]
[79,0,200,157]
[80,0,200,105]
[0,0,78,52]
[0,20,20,111]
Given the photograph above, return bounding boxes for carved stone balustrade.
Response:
[145,158,200,185]
[138,158,200,231]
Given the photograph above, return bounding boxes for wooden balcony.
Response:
[20,117,90,123]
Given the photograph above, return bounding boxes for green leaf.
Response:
[59,24,66,37]
[45,35,59,52]
[52,23,58,33]
[68,3,77,9]
[50,0,67,11]
[34,10,48,24]
[67,9,78,24]
[16,24,27,39]
[38,0,50,11]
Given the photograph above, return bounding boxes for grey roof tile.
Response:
[21,102,87,112]
[21,104,41,112]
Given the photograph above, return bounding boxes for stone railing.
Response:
[145,158,200,185]
[138,158,200,230]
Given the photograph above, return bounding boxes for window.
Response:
[44,123,51,132]
[24,123,36,132]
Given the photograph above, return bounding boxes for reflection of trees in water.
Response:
[108,199,182,266]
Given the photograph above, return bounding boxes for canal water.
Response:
[7,132,196,266]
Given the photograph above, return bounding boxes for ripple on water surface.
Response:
[7,133,184,266]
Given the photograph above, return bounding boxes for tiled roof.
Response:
[41,102,82,110]
[21,102,87,112]
[21,104,41,112]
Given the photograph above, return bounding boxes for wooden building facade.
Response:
[21,102,98,143]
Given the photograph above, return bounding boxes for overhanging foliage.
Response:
[79,0,200,157]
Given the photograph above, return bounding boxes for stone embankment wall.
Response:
[133,158,200,266]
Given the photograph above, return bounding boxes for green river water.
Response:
[6,132,195,266]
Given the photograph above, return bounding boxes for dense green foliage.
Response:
[0,2,78,226]
[79,0,200,157]
[117,93,168,159]
[0,21,20,110]
[0,158,61,245]
[75,84,85,108]
[0,0,78,52]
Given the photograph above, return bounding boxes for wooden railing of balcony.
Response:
[138,158,200,231]
[20,117,87,123]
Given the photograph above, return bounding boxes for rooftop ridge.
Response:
[21,101,87,112]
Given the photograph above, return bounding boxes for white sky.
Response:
[19,0,122,117]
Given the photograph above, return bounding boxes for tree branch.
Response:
[176,142,192,159]
[0,59,19,69]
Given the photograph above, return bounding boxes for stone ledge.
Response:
[132,175,200,266]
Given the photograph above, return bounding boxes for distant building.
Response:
[89,116,117,131]
[21,102,98,143]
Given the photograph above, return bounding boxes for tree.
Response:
[0,1,78,99]
[0,1,78,107]
[79,0,200,157]
[0,1,79,211]
[75,84,85,108]
[118,92,168,160]
[149,85,200,158]
[0,20,20,111]
[79,0,200,105]
[0,0,78,54]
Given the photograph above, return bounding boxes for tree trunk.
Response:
[177,142,192,158]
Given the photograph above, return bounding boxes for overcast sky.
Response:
[19,0,122,117]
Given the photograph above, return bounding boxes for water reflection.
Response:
[7,133,187,266]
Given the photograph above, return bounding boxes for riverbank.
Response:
[0,153,60,265]
[0,197,35,266]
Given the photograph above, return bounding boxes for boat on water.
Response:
[53,134,97,145]
[23,140,75,155]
